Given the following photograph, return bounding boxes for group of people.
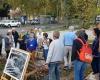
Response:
[0,23,100,80]
[0,28,50,59]
[44,25,100,80]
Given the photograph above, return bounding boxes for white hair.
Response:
[8,29,12,32]
[69,26,74,31]
[12,28,16,30]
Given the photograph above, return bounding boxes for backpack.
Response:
[77,38,93,63]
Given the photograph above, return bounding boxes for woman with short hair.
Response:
[26,32,38,61]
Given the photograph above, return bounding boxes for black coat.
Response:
[91,37,100,74]
[92,38,100,57]
[71,37,86,61]
[12,31,19,42]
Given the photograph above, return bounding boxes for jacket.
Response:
[12,31,19,42]
[46,39,64,64]
[26,38,38,51]
[71,37,86,61]
[92,37,100,57]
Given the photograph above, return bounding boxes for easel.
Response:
[0,48,31,80]
[0,50,44,80]
[0,73,14,80]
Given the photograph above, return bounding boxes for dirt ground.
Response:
[0,57,92,80]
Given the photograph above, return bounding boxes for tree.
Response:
[65,0,97,28]
[0,3,11,18]
[2,0,99,28]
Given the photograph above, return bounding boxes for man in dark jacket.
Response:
[91,27,100,80]
[12,28,19,48]
[71,31,87,80]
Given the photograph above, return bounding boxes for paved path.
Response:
[86,73,96,80]
[61,73,96,80]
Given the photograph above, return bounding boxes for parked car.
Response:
[31,19,40,25]
[0,20,21,28]
[26,20,32,24]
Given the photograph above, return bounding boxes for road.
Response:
[0,27,31,35]
[0,24,64,35]
[0,25,95,41]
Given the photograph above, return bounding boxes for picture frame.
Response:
[3,48,30,80]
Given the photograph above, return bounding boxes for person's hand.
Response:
[44,64,48,70]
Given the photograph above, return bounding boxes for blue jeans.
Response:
[43,49,48,61]
[48,62,61,80]
[74,60,87,80]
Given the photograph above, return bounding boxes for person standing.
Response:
[5,30,14,58]
[71,30,87,80]
[91,27,100,80]
[42,32,52,61]
[63,27,77,69]
[36,28,43,47]
[45,31,64,80]
[18,30,26,50]
[12,28,19,48]
[24,30,30,43]
[26,32,38,61]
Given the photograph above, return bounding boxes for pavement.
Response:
[86,73,96,80]
[60,73,96,80]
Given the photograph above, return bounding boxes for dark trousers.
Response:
[0,44,2,56]
[6,50,10,59]
[48,62,61,80]
[98,54,100,74]
[19,41,26,50]
[15,41,17,48]
[91,58,99,74]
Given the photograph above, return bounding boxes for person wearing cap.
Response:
[45,31,64,80]
[63,26,77,69]
[12,28,19,48]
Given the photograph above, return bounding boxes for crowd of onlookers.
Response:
[0,23,100,80]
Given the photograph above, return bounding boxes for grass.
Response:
[0,64,4,71]
[0,58,6,76]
